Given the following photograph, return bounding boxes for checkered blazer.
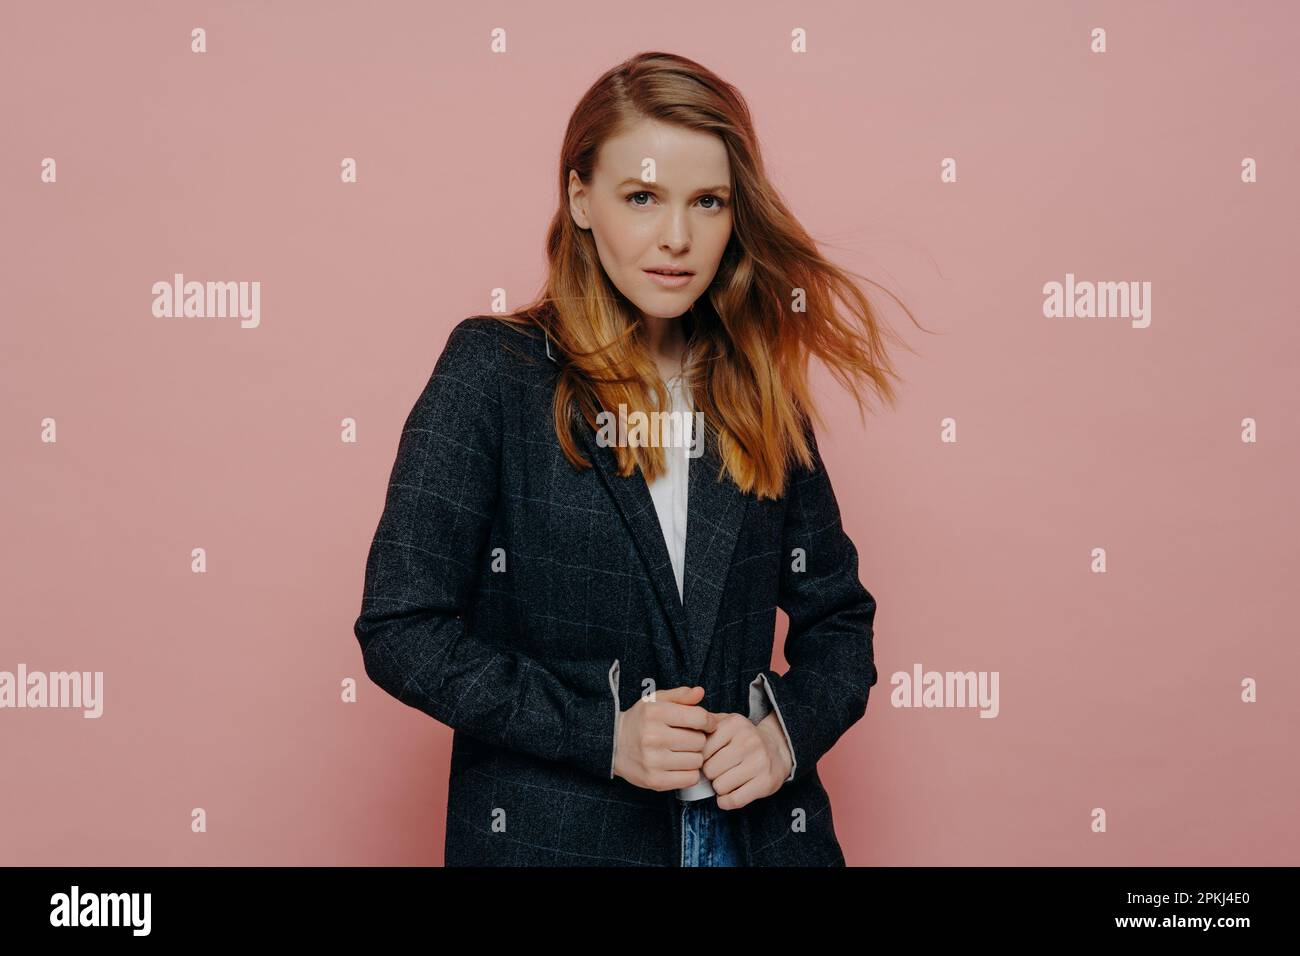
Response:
[353,315,879,866]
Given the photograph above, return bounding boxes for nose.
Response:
[659,208,692,252]
[659,231,690,255]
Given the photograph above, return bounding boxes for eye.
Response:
[625,191,728,211]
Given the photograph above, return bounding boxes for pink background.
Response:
[2,1,1297,866]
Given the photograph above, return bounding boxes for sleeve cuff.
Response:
[748,671,796,783]
[608,659,621,780]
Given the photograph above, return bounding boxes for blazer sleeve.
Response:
[753,424,879,786]
[353,318,621,782]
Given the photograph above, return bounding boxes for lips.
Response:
[645,268,694,275]
[644,269,694,289]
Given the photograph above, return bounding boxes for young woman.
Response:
[353,51,920,867]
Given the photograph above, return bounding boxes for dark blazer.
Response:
[353,315,879,866]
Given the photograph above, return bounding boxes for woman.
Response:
[353,51,920,866]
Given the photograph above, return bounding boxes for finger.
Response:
[698,709,724,735]
[663,769,706,789]
[709,752,760,799]
[700,715,739,760]
[653,685,704,705]
[715,776,765,811]
[661,726,708,752]
[659,701,712,731]
[702,736,746,781]
[651,748,707,772]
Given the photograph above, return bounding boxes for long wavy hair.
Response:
[495,50,926,500]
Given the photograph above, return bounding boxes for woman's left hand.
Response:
[699,711,794,809]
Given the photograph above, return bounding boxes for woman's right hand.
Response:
[613,685,717,791]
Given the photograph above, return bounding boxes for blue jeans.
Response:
[680,796,746,867]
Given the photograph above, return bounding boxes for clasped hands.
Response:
[612,685,793,810]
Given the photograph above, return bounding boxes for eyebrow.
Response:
[616,177,731,196]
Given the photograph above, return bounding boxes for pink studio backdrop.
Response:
[2,1,1297,866]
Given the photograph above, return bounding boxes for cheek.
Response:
[704,219,732,256]
[698,227,732,275]
[592,216,650,269]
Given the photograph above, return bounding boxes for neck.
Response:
[640,312,691,363]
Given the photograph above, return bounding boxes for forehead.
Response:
[594,118,730,185]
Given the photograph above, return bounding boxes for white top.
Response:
[644,362,716,801]
[561,332,798,796]
[646,366,693,605]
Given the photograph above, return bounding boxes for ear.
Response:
[567,168,590,230]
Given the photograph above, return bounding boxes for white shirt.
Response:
[609,350,798,799]
[644,365,717,801]
[646,366,693,607]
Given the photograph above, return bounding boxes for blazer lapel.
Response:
[572,419,693,686]
[549,330,748,686]
[681,415,747,685]
[569,403,748,682]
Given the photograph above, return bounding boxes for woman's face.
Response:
[568,118,733,322]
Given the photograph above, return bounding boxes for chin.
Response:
[629,298,698,320]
